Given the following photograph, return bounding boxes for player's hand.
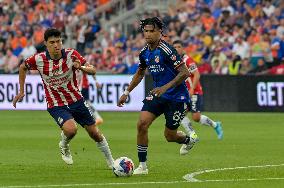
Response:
[151,86,167,97]
[12,92,25,108]
[95,81,102,89]
[73,60,81,69]
[117,94,128,107]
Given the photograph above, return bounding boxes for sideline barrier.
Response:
[145,75,284,112]
[1,74,283,112]
[0,75,145,111]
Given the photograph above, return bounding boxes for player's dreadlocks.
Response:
[140,17,165,33]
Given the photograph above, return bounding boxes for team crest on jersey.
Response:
[171,55,176,61]
[155,55,159,63]
[52,69,60,76]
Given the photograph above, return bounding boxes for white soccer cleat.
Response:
[180,132,198,155]
[59,141,73,165]
[133,165,148,175]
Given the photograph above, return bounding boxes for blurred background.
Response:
[0,0,283,112]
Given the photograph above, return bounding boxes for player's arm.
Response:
[74,61,96,75]
[12,63,28,108]
[126,68,146,93]
[151,63,189,97]
[117,50,147,107]
[72,49,96,75]
[189,69,200,95]
[92,75,102,89]
[187,60,200,96]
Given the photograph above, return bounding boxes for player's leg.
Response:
[133,111,156,175]
[191,95,223,139]
[84,124,114,168]
[196,113,223,139]
[71,99,114,168]
[133,95,161,175]
[180,106,199,140]
[82,87,104,125]
[47,106,76,165]
[92,106,103,125]
[163,101,197,155]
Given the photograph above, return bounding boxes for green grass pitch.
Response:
[0,111,284,188]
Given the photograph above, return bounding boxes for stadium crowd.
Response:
[0,0,283,75]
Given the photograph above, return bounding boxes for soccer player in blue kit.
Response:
[117,17,197,175]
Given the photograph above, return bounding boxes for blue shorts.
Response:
[189,94,203,113]
[81,88,89,100]
[47,99,95,127]
[141,94,188,130]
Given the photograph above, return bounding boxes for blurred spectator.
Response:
[239,58,252,75]
[248,58,267,74]
[232,36,250,60]
[3,48,19,73]
[19,40,37,61]
[127,52,139,74]
[228,55,242,75]
[210,47,227,74]
[0,0,284,76]
[0,51,6,73]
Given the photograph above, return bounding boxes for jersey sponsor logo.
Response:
[148,64,164,73]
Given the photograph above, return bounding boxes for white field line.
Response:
[183,163,284,182]
[0,181,187,188]
[1,163,284,188]
[1,177,284,188]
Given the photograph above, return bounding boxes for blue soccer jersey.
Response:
[139,40,190,103]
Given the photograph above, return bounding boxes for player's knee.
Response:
[62,120,78,137]
[64,127,77,138]
[137,119,150,134]
[192,114,200,122]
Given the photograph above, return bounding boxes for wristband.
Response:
[123,90,130,96]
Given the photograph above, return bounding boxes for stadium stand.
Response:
[0,0,283,75]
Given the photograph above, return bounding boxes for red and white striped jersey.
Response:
[25,48,86,108]
[76,71,89,90]
[182,54,203,95]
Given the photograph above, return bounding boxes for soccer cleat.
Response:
[133,165,148,175]
[180,132,198,155]
[59,141,73,165]
[214,122,224,140]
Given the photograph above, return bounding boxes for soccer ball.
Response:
[112,157,134,177]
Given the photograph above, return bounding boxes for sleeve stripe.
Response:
[160,42,172,54]
[158,43,172,55]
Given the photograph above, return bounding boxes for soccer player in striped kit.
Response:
[13,28,114,168]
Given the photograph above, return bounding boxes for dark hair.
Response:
[44,28,61,41]
[173,40,183,46]
[140,17,164,32]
